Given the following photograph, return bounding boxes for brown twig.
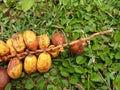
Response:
[0,30,113,62]
[82,29,113,41]
[97,70,112,90]
[74,84,84,90]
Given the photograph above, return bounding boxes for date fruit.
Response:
[0,67,10,90]
[7,57,22,79]
[70,40,86,54]
[0,40,9,56]
[24,55,37,74]
[52,32,66,46]
[23,30,38,50]
[38,34,50,49]
[37,52,51,73]
[12,33,26,53]
[48,45,59,58]
[6,38,16,56]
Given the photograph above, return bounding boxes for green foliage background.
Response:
[0,0,120,90]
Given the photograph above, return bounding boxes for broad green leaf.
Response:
[80,0,86,5]
[109,63,120,72]
[60,68,69,77]
[62,49,69,58]
[21,72,25,78]
[36,77,45,89]
[22,0,34,12]
[105,56,112,65]
[115,51,120,59]
[113,8,119,15]
[99,86,108,90]
[108,52,114,59]
[76,55,86,64]
[92,43,99,50]
[91,73,102,82]
[68,67,75,73]
[114,31,120,42]
[92,39,99,50]
[109,73,115,80]
[51,77,60,85]
[44,72,50,78]
[62,60,69,67]
[59,0,69,6]
[74,66,83,74]
[70,74,79,84]
[103,46,110,54]
[31,72,39,78]
[5,83,12,90]
[86,5,92,12]
[73,1,79,7]
[47,84,57,90]
[62,80,69,87]
[88,59,93,66]
[113,74,120,90]
[113,43,120,50]
[50,68,58,76]
[101,36,110,42]
[94,63,104,71]
[72,32,80,40]
[25,79,34,89]
[101,55,112,65]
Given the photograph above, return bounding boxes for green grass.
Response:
[0,0,120,90]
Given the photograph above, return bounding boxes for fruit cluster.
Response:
[0,29,112,89]
[0,30,87,79]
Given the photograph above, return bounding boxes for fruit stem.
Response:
[82,29,113,41]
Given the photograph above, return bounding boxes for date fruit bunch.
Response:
[0,30,69,79]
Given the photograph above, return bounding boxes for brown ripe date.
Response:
[38,34,50,49]
[37,52,52,73]
[12,33,26,53]
[0,40,9,56]
[0,67,10,90]
[24,55,37,74]
[6,38,16,56]
[70,40,85,54]
[23,30,38,50]
[7,57,22,79]
[48,45,59,58]
[52,32,66,46]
